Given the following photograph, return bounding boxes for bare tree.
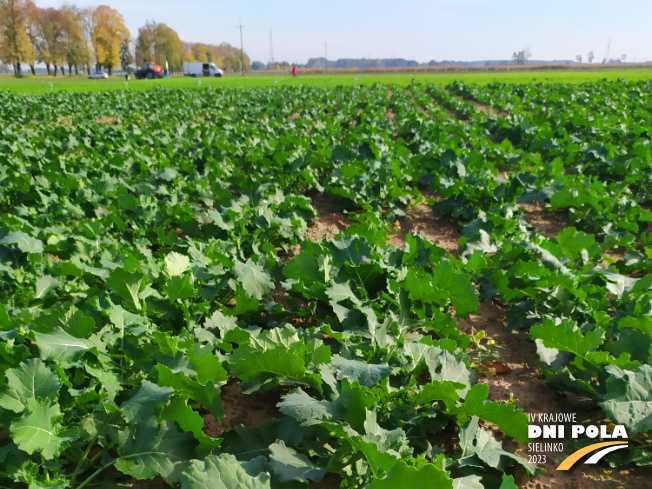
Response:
[587,51,594,64]
[576,54,582,64]
[78,7,94,73]
[512,47,531,65]
[119,38,132,73]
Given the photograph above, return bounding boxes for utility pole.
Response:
[325,43,328,72]
[237,19,245,76]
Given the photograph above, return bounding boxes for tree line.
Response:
[0,0,250,76]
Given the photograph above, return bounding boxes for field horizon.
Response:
[2,67,652,94]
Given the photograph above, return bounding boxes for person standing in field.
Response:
[292,65,298,77]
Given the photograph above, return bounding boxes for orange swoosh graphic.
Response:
[557,441,628,470]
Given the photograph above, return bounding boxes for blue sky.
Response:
[36,0,652,63]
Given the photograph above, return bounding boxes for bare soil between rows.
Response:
[276,192,648,488]
[458,301,651,489]
[134,192,646,488]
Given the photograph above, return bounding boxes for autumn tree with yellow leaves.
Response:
[0,0,253,77]
[23,0,40,75]
[135,21,189,72]
[60,6,91,75]
[185,41,251,72]
[91,5,129,74]
[0,0,35,76]
[36,7,70,75]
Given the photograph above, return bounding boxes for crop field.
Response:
[2,67,652,94]
[0,77,651,489]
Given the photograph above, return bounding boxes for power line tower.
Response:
[603,37,611,64]
[236,19,245,76]
[269,29,274,69]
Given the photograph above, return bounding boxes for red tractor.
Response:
[134,62,168,80]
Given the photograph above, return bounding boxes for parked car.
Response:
[88,72,109,79]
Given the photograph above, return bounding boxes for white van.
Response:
[183,62,223,77]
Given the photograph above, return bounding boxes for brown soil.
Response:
[414,102,428,115]
[296,62,652,76]
[457,301,651,489]
[272,286,291,311]
[467,98,508,118]
[56,115,75,127]
[385,109,398,139]
[442,87,508,119]
[408,95,429,115]
[96,116,117,124]
[448,108,469,122]
[519,202,568,239]
[388,202,461,255]
[280,192,353,261]
[0,429,9,446]
[518,202,631,267]
[306,192,352,242]
[203,380,281,438]
[308,473,343,489]
[601,248,626,266]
